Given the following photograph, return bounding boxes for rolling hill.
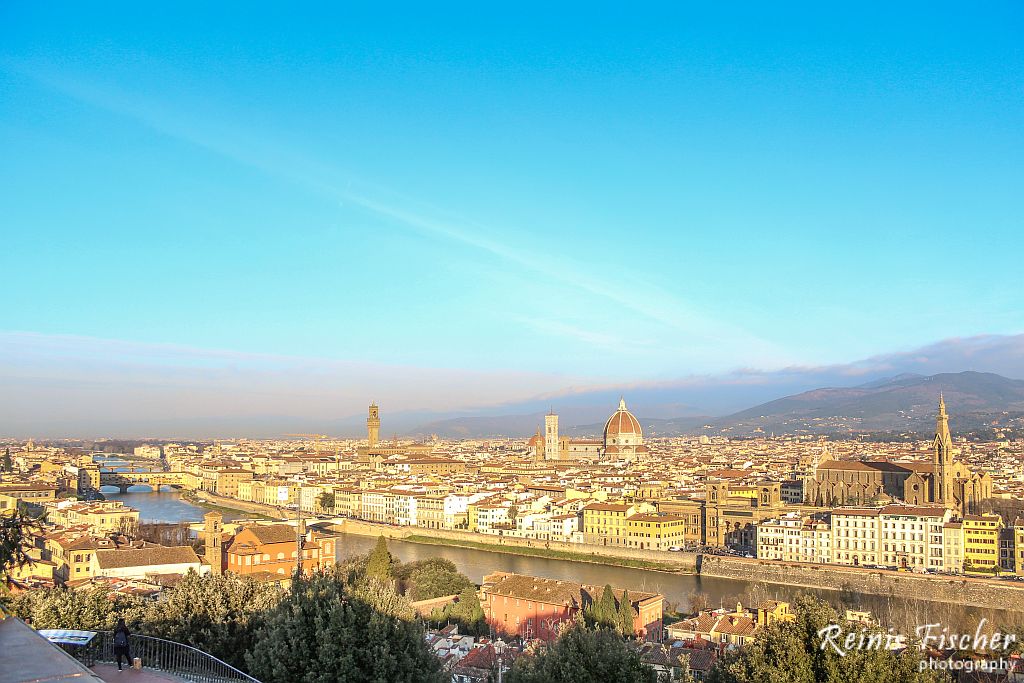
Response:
[408,371,1024,438]
[702,371,1024,436]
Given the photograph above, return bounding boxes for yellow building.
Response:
[0,484,58,514]
[393,458,467,476]
[582,502,654,546]
[334,488,362,517]
[624,513,687,551]
[962,514,1002,574]
[45,534,102,584]
[43,501,139,534]
[237,479,255,502]
[239,479,267,503]
[7,545,56,585]
[214,469,254,498]
[262,481,294,506]
[656,498,704,548]
[757,600,795,627]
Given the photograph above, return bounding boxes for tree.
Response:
[116,515,140,540]
[134,521,197,549]
[142,570,282,669]
[1,509,43,585]
[595,584,618,628]
[317,491,335,512]
[617,589,636,637]
[245,569,445,683]
[406,562,474,601]
[687,590,710,615]
[9,584,146,630]
[505,622,656,683]
[707,595,946,683]
[366,535,394,582]
[2,448,12,474]
[394,557,459,583]
[431,587,487,636]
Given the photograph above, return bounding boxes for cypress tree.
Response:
[617,589,635,637]
[365,535,393,582]
[597,584,617,628]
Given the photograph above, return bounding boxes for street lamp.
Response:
[494,638,507,683]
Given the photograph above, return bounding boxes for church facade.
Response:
[805,397,991,514]
[528,398,649,462]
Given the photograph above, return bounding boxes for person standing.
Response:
[113,618,132,671]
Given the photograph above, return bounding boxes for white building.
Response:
[360,489,395,523]
[878,504,952,570]
[831,508,881,567]
[756,512,802,561]
[393,492,420,526]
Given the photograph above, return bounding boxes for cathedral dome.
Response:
[603,398,642,442]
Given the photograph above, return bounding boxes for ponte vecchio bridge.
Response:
[99,468,188,494]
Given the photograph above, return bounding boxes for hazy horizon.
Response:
[2,5,1022,437]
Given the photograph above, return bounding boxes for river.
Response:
[95,488,1024,634]
[101,487,247,524]
[334,533,1024,634]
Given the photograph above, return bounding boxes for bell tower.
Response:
[204,511,223,575]
[367,403,381,447]
[932,394,954,508]
[544,411,560,460]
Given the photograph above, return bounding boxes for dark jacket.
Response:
[113,626,131,650]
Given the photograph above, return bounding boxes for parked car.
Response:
[668,546,682,552]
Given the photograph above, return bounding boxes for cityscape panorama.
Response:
[2,4,1024,683]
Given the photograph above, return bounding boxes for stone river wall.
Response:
[698,555,1024,611]
[335,518,699,573]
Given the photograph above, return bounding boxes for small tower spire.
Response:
[933,393,954,509]
[618,396,627,411]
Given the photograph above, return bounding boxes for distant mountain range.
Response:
[407,371,1024,438]
[700,371,1024,436]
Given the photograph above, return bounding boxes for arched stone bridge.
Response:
[99,469,188,494]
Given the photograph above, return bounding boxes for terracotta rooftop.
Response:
[482,571,659,608]
[95,545,200,570]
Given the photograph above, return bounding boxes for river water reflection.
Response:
[101,487,246,524]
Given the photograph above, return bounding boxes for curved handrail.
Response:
[91,631,261,683]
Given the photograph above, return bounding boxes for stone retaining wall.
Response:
[698,555,1024,611]
[335,518,699,572]
[186,490,291,518]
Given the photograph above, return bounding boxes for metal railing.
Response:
[87,631,262,683]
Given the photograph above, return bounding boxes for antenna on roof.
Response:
[295,482,305,578]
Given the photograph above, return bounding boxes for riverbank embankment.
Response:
[177,502,1024,612]
[698,555,1024,611]
[181,490,281,519]
[334,518,696,573]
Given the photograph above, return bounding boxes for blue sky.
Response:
[1,3,1022,432]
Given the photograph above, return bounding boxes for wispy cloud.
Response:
[12,63,788,370]
[344,193,776,354]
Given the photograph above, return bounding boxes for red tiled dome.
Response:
[603,398,642,439]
